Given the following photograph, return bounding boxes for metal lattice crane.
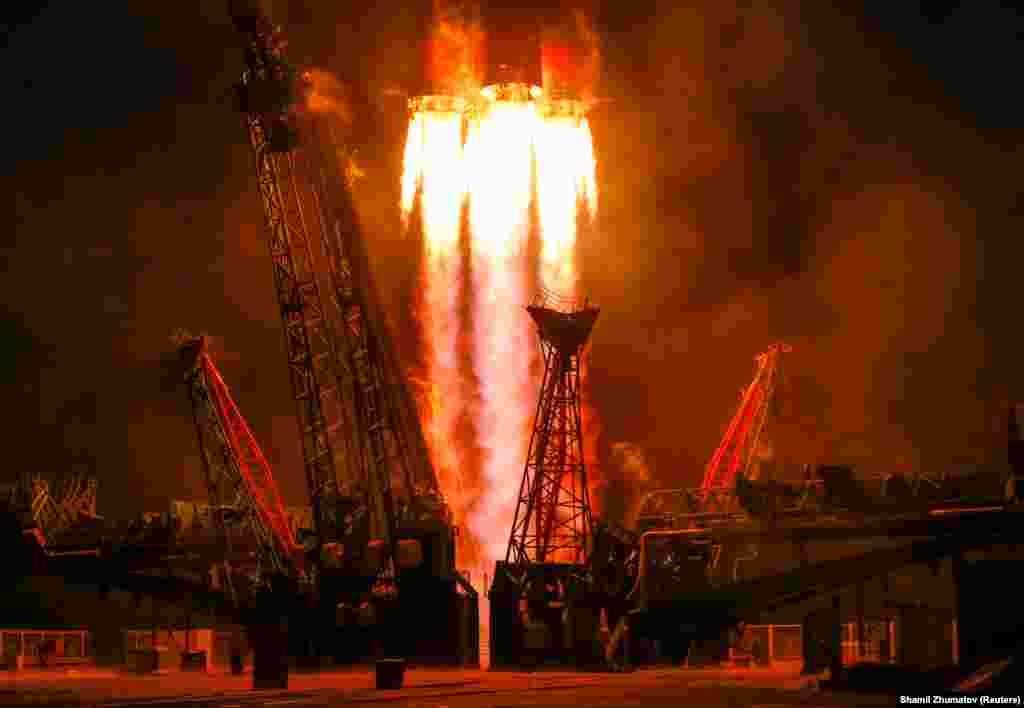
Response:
[27,475,98,545]
[506,289,598,566]
[227,0,447,567]
[179,335,303,590]
[226,3,475,671]
[697,342,790,512]
[633,343,793,532]
[228,1,354,546]
[308,120,446,543]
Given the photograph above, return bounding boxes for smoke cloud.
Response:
[4,1,1015,523]
[305,68,353,127]
[607,441,653,528]
[579,0,996,501]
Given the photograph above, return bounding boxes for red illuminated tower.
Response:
[698,343,790,512]
[179,334,303,595]
[506,290,598,565]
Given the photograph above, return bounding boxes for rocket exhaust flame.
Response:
[464,97,538,567]
[402,107,474,566]
[536,104,600,518]
[402,24,600,581]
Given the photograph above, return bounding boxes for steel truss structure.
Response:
[180,335,301,593]
[29,475,98,542]
[229,1,445,560]
[230,3,349,544]
[700,343,790,503]
[506,289,598,565]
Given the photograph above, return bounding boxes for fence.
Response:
[728,621,898,666]
[841,620,897,664]
[727,624,802,665]
[124,627,250,672]
[1,629,90,667]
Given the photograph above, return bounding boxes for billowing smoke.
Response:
[571,9,600,104]
[609,441,652,529]
[305,68,353,127]
[6,1,1011,525]
[583,0,994,490]
[611,441,650,483]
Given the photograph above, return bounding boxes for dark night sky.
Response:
[3,1,1022,521]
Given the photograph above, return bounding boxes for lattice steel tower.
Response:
[229,1,347,546]
[178,334,301,586]
[228,1,445,557]
[506,291,598,565]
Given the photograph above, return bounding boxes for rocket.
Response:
[422,1,598,102]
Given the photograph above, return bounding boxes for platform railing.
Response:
[0,629,90,668]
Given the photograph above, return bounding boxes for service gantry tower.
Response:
[228,0,348,549]
[227,0,445,567]
[506,290,598,566]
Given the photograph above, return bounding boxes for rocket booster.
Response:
[480,4,543,88]
[422,1,597,100]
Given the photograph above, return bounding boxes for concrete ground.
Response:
[0,665,904,708]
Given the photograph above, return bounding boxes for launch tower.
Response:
[489,289,600,670]
[506,289,598,565]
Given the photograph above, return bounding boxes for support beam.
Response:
[952,549,964,668]
[855,582,865,663]
[879,573,891,662]
[830,595,842,679]
[796,541,808,568]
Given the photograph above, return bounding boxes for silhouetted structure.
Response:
[506,291,598,565]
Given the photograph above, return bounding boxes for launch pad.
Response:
[5,3,1023,700]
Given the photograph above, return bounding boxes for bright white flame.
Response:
[400,93,600,573]
[402,110,473,564]
[465,99,537,564]
[401,112,424,221]
[534,107,601,534]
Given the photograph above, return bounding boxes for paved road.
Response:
[0,667,906,708]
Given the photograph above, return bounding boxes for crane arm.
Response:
[200,354,300,555]
[182,336,303,581]
[698,344,789,510]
